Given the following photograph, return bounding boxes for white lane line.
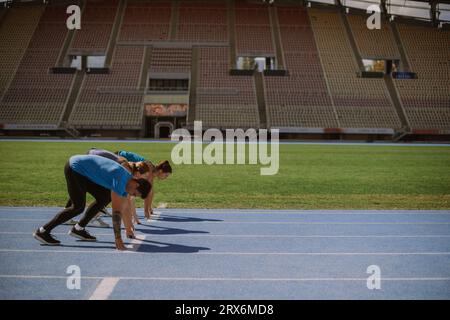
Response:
[1,232,113,236]
[159,210,450,214]
[125,234,146,251]
[0,274,449,282]
[151,221,450,225]
[1,210,450,216]
[1,249,450,256]
[88,277,120,300]
[2,218,450,225]
[1,207,450,214]
[117,234,450,238]
[0,219,64,221]
[2,138,450,146]
[0,232,113,236]
[0,275,102,279]
[2,231,450,238]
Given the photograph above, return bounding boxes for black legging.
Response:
[44,162,111,231]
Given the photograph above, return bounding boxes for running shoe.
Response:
[89,217,110,228]
[68,227,97,241]
[33,229,60,246]
[64,219,78,225]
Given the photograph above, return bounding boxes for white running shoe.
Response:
[64,219,78,225]
[88,217,110,228]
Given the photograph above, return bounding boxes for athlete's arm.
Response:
[111,191,126,250]
[144,189,154,219]
[122,196,135,238]
[130,198,141,225]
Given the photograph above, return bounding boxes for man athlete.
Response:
[33,154,151,250]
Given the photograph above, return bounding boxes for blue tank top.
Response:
[117,151,147,163]
[69,155,132,197]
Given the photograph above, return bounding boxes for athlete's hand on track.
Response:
[115,238,126,251]
[145,209,153,220]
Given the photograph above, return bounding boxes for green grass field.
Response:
[0,141,449,210]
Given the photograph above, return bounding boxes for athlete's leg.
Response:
[42,162,86,232]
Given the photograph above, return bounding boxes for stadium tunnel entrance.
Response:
[142,72,189,138]
[144,104,187,138]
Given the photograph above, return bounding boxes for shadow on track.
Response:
[150,214,223,223]
[53,240,210,253]
[136,224,209,235]
[137,239,210,253]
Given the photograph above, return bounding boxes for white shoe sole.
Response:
[68,230,97,242]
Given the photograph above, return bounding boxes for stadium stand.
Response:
[394,24,450,131]
[176,1,228,43]
[309,8,402,129]
[69,46,145,129]
[0,6,42,99]
[149,47,192,73]
[347,14,400,59]
[0,0,448,140]
[235,1,274,55]
[196,46,260,129]
[70,0,119,52]
[264,7,338,129]
[0,5,74,127]
[119,0,171,42]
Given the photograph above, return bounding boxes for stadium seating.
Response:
[119,0,171,42]
[264,7,338,128]
[69,46,145,129]
[394,24,450,130]
[0,5,74,126]
[0,0,448,136]
[309,8,402,129]
[149,48,192,73]
[70,0,119,52]
[196,47,260,128]
[235,2,274,55]
[0,7,42,99]
[176,1,228,42]
[347,14,400,59]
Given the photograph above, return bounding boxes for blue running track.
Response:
[0,207,449,300]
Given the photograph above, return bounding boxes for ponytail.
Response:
[155,160,172,174]
[122,161,151,175]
